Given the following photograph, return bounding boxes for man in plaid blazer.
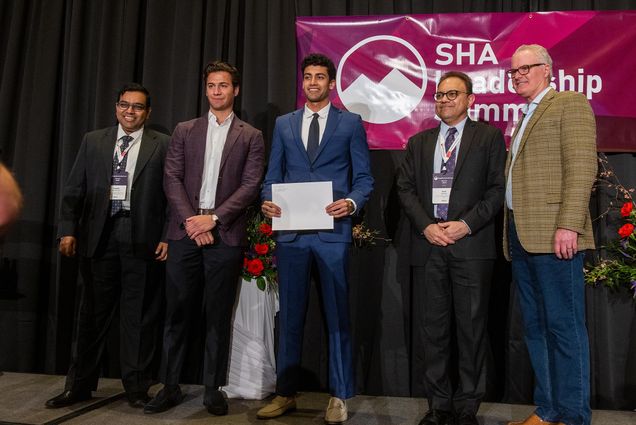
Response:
[504,44,597,425]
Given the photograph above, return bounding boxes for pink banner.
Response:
[296,11,636,151]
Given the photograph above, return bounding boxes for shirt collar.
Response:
[439,116,468,137]
[304,103,331,119]
[117,125,143,142]
[208,111,234,127]
[522,86,551,115]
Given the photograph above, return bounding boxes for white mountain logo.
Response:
[336,35,427,124]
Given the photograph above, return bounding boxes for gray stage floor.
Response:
[0,372,633,425]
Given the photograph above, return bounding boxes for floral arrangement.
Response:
[241,211,277,292]
[584,154,636,299]
[352,222,391,248]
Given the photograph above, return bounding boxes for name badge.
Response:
[110,172,128,200]
[432,172,453,204]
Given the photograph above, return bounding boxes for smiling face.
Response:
[302,65,335,111]
[435,76,474,127]
[115,90,150,134]
[511,48,551,101]
[206,71,239,115]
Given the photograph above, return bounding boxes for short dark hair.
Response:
[203,60,240,87]
[117,83,151,107]
[438,71,473,95]
[301,53,336,81]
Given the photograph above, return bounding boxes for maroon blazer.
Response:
[163,114,265,246]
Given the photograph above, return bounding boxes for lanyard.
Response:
[438,131,460,170]
[114,137,136,166]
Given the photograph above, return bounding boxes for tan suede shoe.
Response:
[324,397,348,424]
[256,395,296,419]
[507,413,558,425]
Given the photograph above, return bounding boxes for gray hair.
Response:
[514,44,553,79]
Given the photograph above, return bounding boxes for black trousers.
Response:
[413,247,493,415]
[159,229,242,388]
[65,216,164,395]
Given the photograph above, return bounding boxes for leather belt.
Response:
[197,208,215,215]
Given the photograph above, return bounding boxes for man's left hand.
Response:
[554,228,579,260]
[326,199,352,218]
[439,220,470,241]
[185,215,216,239]
[154,242,168,261]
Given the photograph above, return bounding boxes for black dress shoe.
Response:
[143,385,183,414]
[418,409,456,425]
[204,389,228,416]
[127,391,151,408]
[457,412,479,425]
[45,390,92,408]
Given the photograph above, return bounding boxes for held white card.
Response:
[272,181,334,231]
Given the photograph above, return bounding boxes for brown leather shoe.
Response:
[324,397,347,424]
[507,413,558,425]
[256,395,296,419]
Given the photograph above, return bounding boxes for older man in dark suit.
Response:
[47,83,169,409]
[144,60,265,416]
[397,71,506,425]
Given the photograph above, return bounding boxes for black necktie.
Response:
[110,135,133,216]
[307,113,319,162]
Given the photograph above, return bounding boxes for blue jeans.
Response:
[509,218,591,425]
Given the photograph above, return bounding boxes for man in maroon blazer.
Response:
[144,61,265,416]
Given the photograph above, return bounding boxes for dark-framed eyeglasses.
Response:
[116,101,146,112]
[506,63,546,77]
[433,90,469,101]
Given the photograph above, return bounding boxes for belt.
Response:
[197,208,215,215]
[111,210,131,219]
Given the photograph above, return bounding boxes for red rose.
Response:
[254,243,269,255]
[618,223,635,238]
[247,258,264,276]
[259,223,273,236]
[243,257,248,268]
[621,202,633,218]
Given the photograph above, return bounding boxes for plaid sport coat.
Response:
[503,88,597,259]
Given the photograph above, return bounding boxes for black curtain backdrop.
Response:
[0,0,634,411]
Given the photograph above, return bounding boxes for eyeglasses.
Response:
[116,101,146,112]
[506,63,545,77]
[433,90,469,101]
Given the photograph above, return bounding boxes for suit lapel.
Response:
[313,106,342,163]
[190,115,208,192]
[101,127,118,181]
[289,110,307,161]
[515,88,555,157]
[132,129,159,185]
[219,116,241,172]
[453,119,475,179]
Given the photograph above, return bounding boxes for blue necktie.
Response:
[110,135,133,216]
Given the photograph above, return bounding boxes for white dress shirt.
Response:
[199,112,233,209]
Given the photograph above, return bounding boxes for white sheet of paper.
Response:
[272,181,334,231]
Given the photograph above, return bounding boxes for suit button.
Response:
[195,196,199,200]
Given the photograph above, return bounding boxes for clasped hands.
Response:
[261,199,353,219]
[423,221,470,246]
[185,214,216,246]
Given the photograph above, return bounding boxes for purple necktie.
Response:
[437,127,457,221]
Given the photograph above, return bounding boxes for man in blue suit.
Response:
[257,53,373,424]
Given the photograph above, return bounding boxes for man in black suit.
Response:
[397,71,506,425]
[46,83,169,409]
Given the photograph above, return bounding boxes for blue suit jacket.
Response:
[262,106,374,243]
